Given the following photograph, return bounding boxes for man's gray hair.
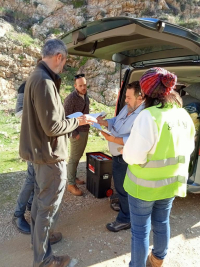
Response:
[42,39,67,58]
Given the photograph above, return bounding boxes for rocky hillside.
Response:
[0,0,200,104]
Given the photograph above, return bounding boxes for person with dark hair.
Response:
[122,67,195,267]
[19,39,94,267]
[97,81,145,232]
[64,73,89,196]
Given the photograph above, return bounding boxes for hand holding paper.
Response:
[67,111,106,127]
[97,115,108,127]
[77,114,97,126]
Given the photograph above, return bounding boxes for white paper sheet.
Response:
[67,112,83,119]
[67,111,106,127]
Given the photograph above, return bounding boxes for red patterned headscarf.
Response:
[140,67,177,98]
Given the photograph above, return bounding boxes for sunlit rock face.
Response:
[1,1,200,104]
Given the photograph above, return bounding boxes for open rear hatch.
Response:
[61,17,200,66]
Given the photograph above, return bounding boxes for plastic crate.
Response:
[86,152,113,198]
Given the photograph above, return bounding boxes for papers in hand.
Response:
[67,111,113,136]
[89,111,107,118]
[67,111,106,119]
[67,111,106,126]
[67,112,83,119]
[67,112,108,124]
[89,112,113,135]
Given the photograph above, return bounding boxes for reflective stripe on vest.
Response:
[139,155,185,168]
[126,168,187,188]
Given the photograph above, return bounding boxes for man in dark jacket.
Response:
[64,74,89,196]
[19,39,93,267]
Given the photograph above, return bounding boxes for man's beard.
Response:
[79,89,87,95]
[127,105,135,113]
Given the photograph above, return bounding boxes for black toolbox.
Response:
[86,152,113,198]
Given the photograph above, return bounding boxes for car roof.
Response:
[61,17,200,66]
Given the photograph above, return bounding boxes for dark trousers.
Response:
[32,161,67,267]
[112,155,130,223]
[14,161,35,217]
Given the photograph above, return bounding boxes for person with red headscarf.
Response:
[122,67,195,267]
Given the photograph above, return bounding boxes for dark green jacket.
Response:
[19,61,79,164]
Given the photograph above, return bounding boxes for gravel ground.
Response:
[0,162,200,267]
[0,162,109,243]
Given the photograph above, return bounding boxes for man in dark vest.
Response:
[64,74,89,196]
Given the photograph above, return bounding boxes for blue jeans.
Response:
[14,161,35,217]
[128,195,175,267]
[112,155,130,223]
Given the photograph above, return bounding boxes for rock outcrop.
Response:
[0,19,41,99]
[0,0,200,104]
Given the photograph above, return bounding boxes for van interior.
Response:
[117,65,200,193]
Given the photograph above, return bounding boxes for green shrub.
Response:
[18,55,25,60]
[33,1,39,8]
[180,4,186,12]
[178,20,199,30]
[7,31,40,47]
[141,9,156,17]
[49,28,62,35]
[79,56,89,66]
[72,0,85,8]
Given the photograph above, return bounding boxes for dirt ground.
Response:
[0,162,200,267]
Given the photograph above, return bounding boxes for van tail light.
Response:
[106,188,113,197]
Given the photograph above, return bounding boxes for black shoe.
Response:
[12,214,31,234]
[30,232,63,250]
[110,194,120,211]
[106,220,131,232]
[110,202,120,212]
[26,202,32,211]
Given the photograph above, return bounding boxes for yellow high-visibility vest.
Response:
[124,105,195,201]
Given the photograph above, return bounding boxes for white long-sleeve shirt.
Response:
[123,110,158,165]
[123,108,195,166]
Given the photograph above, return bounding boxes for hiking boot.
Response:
[75,178,85,185]
[50,232,62,245]
[110,202,120,212]
[67,184,83,196]
[30,232,63,249]
[106,220,131,232]
[26,202,32,211]
[146,252,164,267]
[48,255,70,267]
[12,214,31,235]
[110,194,120,211]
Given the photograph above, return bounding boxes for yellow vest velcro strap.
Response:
[127,168,187,188]
[139,155,185,168]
